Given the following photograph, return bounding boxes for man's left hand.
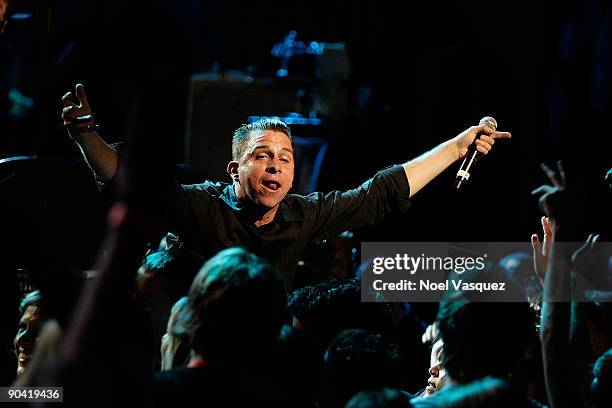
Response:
[453,123,512,160]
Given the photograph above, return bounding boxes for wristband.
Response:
[70,123,100,134]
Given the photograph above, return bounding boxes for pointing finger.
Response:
[75,83,89,108]
[491,131,511,139]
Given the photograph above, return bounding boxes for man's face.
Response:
[425,339,447,397]
[160,298,184,370]
[14,305,42,376]
[134,267,173,326]
[231,130,294,210]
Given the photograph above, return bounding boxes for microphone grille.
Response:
[479,116,497,131]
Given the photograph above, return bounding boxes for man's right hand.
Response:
[62,83,96,143]
[61,83,118,181]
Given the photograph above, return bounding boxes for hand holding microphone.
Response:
[453,116,511,190]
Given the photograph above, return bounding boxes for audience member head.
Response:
[436,300,534,384]
[288,279,395,347]
[135,246,204,368]
[14,290,46,376]
[425,339,446,397]
[591,348,612,408]
[160,296,191,370]
[136,247,205,305]
[274,324,324,407]
[498,252,542,307]
[323,329,406,408]
[175,247,287,368]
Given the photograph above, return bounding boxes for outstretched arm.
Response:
[62,83,118,181]
[307,120,511,240]
[403,122,511,197]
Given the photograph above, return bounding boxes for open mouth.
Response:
[426,382,437,394]
[18,354,32,363]
[262,180,281,192]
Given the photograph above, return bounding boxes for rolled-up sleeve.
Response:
[305,165,411,240]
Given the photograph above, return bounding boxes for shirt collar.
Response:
[221,183,243,211]
[221,184,303,223]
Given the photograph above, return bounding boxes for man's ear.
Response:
[227,161,240,182]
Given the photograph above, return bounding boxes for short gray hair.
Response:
[232,118,292,161]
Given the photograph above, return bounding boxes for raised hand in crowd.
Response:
[531,161,574,239]
[531,161,612,408]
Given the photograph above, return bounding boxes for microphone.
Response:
[453,116,497,190]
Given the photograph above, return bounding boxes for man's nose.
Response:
[428,364,439,376]
[266,158,281,174]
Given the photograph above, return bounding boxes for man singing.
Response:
[61,84,510,288]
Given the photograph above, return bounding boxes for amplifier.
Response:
[184,74,298,182]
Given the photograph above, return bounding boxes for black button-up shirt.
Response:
[157,164,411,289]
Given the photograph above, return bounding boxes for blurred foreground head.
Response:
[288,279,395,348]
[437,300,534,384]
[174,247,287,367]
[324,329,406,408]
[591,348,612,408]
[14,290,46,376]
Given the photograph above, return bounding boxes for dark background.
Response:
[1,0,611,355]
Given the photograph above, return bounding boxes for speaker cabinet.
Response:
[184,74,298,182]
